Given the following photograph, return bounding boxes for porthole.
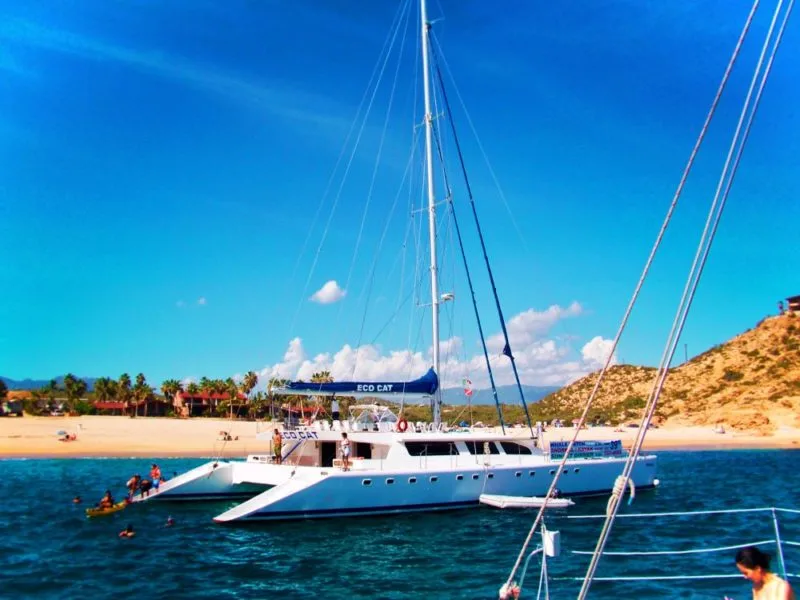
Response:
[386,478,395,485]
[362,479,372,486]
[515,472,522,478]
[430,476,439,483]
[472,474,479,480]
[456,474,464,481]
[574,468,580,474]
[487,473,494,479]
[409,477,417,484]
[549,469,556,475]
[529,471,536,477]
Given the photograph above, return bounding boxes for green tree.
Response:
[133,373,153,417]
[63,373,87,413]
[160,379,183,414]
[118,373,132,415]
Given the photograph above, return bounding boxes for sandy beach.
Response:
[0,415,798,459]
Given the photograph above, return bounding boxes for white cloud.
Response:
[259,303,613,389]
[197,297,207,306]
[310,280,346,304]
[581,336,617,368]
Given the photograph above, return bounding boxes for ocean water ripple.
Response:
[0,450,797,599]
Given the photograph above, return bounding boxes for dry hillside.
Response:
[538,313,800,434]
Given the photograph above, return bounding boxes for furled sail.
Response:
[271,368,439,400]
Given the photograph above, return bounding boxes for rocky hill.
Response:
[535,313,800,434]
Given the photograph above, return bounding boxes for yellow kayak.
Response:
[86,501,127,518]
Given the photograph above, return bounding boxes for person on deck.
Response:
[331,399,340,422]
[98,490,115,509]
[735,546,795,599]
[340,432,351,471]
[272,429,283,465]
[150,464,162,490]
[126,474,141,499]
[139,478,153,497]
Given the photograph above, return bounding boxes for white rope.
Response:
[558,573,800,582]
[783,541,800,547]
[498,3,761,592]
[571,539,776,556]
[578,2,792,596]
[567,506,786,519]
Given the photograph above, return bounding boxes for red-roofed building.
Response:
[173,391,248,417]
[93,398,170,417]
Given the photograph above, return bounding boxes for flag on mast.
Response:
[463,377,473,397]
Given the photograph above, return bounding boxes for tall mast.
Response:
[420,0,441,427]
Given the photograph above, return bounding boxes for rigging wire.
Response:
[428,29,534,437]
[499,0,764,593]
[289,0,411,337]
[339,0,414,331]
[577,1,793,597]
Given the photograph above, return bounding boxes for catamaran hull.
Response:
[130,461,269,503]
[213,455,658,522]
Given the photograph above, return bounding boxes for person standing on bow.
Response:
[272,429,283,464]
[340,432,351,471]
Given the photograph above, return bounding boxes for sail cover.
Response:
[271,368,439,400]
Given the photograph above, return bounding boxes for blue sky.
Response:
[1,0,798,389]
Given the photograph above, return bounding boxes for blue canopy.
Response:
[272,367,439,400]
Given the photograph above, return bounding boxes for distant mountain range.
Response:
[1,375,557,405]
[441,384,558,405]
[0,376,97,391]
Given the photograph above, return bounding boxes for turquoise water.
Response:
[1,450,798,599]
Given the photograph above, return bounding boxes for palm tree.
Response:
[242,371,258,396]
[224,377,239,419]
[160,379,183,414]
[63,373,87,413]
[118,373,132,416]
[93,377,111,403]
[267,377,290,422]
[133,373,152,417]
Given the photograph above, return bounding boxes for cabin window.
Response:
[499,441,533,455]
[430,476,438,483]
[405,441,458,456]
[472,474,479,480]
[456,474,464,481]
[515,471,522,478]
[563,470,568,475]
[409,477,417,484]
[529,471,536,477]
[362,479,372,486]
[574,468,580,474]
[386,478,395,485]
[464,441,500,455]
[549,469,556,475]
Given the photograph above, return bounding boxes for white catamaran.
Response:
[135,0,659,522]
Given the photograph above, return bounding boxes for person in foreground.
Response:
[735,546,795,599]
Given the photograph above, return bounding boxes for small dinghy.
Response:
[479,494,575,509]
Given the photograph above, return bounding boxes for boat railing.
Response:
[515,506,800,599]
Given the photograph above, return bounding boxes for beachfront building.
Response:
[173,391,248,418]
[93,397,171,417]
[788,295,800,314]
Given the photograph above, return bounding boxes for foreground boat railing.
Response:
[513,507,799,598]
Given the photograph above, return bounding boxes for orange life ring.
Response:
[396,418,409,433]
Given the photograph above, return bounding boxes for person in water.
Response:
[340,432,351,471]
[73,496,81,504]
[98,490,115,509]
[735,546,795,599]
[119,524,135,538]
[272,429,282,465]
[165,516,175,527]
